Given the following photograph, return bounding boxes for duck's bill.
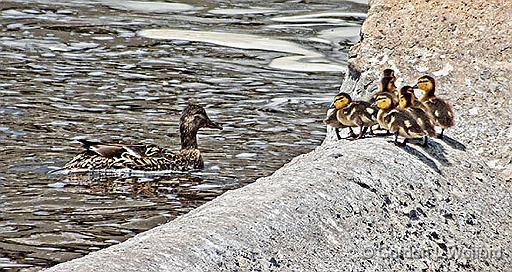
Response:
[205,119,223,130]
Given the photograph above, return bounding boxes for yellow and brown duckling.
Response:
[329,92,377,139]
[370,73,399,105]
[373,92,427,146]
[63,104,222,171]
[398,86,436,144]
[413,75,455,138]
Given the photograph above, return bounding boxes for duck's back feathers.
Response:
[423,97,455,128]
[64,141,203,171]
[382,109,426,139]
[406,107,437,137]
[345,101,377,127]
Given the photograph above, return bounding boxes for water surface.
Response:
[0,0,367,269]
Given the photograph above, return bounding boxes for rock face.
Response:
[46,0,511,271]
[348,0,511,181]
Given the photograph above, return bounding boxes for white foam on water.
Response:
[271,11,367,23]
[137,29,346,72]
[208,8,278,15]
[102,0,200,13]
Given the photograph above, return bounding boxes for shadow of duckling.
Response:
[439,135,467,151]
[390,141,442,175]
[420,140,452,167]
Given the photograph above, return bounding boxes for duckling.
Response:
[370,76,399,105]
[382,68,397,83]
[331,92,377,139]
[373,92,427,146]
[63,103,222,171]
[323,107,344,140]
[413,75,455,139]
[398,86,436,145]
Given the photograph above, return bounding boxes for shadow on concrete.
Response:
[421,140,452,167]
[387,140,442,175]
[440,135,467,151]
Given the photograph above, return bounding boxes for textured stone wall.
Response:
[349,0,511,181]
[46,0,512,271]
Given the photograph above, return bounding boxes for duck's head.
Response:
[398,86,416,108]
[413,75,435,94]
[380,76,396,92]
[372,92,396,110]
[330,92,352,110]
[179,103,222,149]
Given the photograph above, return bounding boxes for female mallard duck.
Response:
[330,92,377,139]
[373,92,427,146]
[398,86,436,144]
[63,104,222,171]
[413,75,455,138]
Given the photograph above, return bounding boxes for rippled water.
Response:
[0,0,366,270]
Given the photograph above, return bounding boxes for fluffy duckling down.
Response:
[373,92,427,146]
[398,86,437,145]
[413,75,455,138]
[329,92,377,139]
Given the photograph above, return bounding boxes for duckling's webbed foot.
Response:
[393,132,407,146]
[437,128,445,139]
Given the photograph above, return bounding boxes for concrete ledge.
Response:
[46,137,510,271]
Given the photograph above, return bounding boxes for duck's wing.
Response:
[425,98,455,128]
[347,101,377,126]
[77,139,146,158]
[386,110,426,138]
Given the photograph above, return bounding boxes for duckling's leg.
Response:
[421,136,429,147]
[335,128,342,140]
[345,127,356,139]
[355,126,368,139]
[393,132,407,146]
[437,128,445,139]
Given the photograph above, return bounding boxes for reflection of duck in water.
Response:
[63,104,222,171]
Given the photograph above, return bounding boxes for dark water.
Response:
[0,0,367,270]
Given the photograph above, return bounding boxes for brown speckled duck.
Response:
[413,75,455,138]
[63,104,222,171]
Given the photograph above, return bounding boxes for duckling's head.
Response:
[380,76,396,92]
[179,103,222,149]
[331,92,352,110]
[398,86,415,108]
[413,75,435,93]
[382,69,396,81]
[373,92,396,110]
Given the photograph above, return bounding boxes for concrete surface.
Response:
[46,0,512,271]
